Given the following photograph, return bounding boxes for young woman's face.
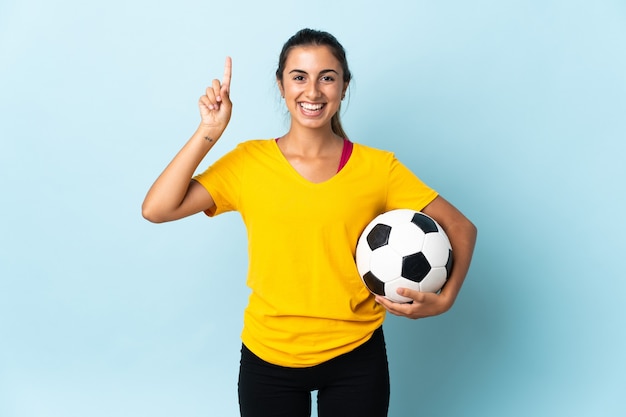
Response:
[278,45,348,132]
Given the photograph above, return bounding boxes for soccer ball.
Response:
[356,209,453,303]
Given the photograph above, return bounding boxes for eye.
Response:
[293,75,306,81]
[321,75,335,82]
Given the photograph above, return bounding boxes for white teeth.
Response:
[300,102,324,111]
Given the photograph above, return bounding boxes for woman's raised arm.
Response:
[142,57,232,223]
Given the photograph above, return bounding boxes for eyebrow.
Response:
[288,69,340,75]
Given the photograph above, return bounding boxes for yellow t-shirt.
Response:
[193,139,438,367]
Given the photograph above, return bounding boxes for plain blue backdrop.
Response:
[1,1,625,416]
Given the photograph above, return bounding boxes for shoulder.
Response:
[352,141,396,162]
[218,138,277,160]
[233,138,276,151]
[350,141,419,179]
[352,141,392,154]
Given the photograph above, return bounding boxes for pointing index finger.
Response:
[222,56,232,94]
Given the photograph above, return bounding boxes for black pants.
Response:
[238,327,390,417]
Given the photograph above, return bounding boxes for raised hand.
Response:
[198,56,232,132]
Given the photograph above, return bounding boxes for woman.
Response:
[143,28,477,417]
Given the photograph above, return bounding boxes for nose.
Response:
[305,80,322,98]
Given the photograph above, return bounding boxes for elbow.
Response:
[465,218,478,245]
[467,218,478,236]
[449,214,477,247]
[141,202,167,224]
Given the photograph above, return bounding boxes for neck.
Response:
[280,125,342,157]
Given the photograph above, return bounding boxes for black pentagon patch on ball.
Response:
[411,213,438,234]
[363,271,386,296]
[367,224,392,250]
[401,252,431,283]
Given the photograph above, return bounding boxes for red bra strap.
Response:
[337,138,353,172]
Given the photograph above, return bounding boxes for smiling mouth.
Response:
[299,102,325,113]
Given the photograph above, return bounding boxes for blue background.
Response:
[1,1,625,416]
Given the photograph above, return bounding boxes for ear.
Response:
[342,81,349,100]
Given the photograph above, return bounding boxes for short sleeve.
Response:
[192,143,245,217]
[386,154,439,212]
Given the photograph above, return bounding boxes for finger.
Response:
[211,79,222,100]
[379,302,406,317]
[204,85,219,110]
[199,95,213,113]
[397,287,423,301]
[222,56,232,94]
[205,85,216,100]
[376,295,412,316]
[375,296,399,311]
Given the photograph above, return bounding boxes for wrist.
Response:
[195,124,224,144]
